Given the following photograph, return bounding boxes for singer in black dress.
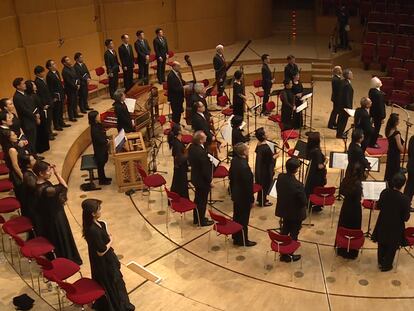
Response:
[231,115,249,146]
[291,73,303,129]
[384,113,405,186]
[280,80,295,130]
[232,70,246,119]
[168,124,189,198]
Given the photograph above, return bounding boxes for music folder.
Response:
[268,179,278,198]
[115,129,126,152]
[207,154,220,168]
[344,108,355,117]
[362,181,387,201]
[296,101,308,113]
[329,151,380,172]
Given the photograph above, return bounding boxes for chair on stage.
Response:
[167,51,175,67]
[277,122,299,141]
[149,54,158,77]
[208,210,245,263]
[253,183,263,205]
[211,165,229,201]
[332,227,364,272]
[253,79,264,103]
[265,229,302,280]
[137,165,167,209]
[362,199,378,237]
[265,101,281,129]
[94,67,109,94]
[164,187,200,237]
[307,186,336,227]
[2,216,34,256]
[217,95,233,119]
[392,227,414,272]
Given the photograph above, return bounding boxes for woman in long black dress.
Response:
[20,154,39,233]
[168,124,189,198]
[232,70,247,119]
[337,163,365,259]
[384,113,405,187]
[254,128,277,207]
[280,79,295,130]
[82,199,135,311]
[0,98,23,138]
[33,160,82,265]
[305,132,327,211]
[291,73,303,129]
[231,115,249,146]
[25,81,49,154]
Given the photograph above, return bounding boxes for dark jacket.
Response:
[188,144,212,190]
[167,70,185,104]
[191,112,212,143]
[407,136,414,174]
[134,39,151,64]
[118,44,135,69]
[113,100,134,133]
[284,63,299,82]
[347,142,370,171]
[74,62,91,86]
[62,66,79,93]
[232,128,249,146]
[46,71,64,102]
[12,91,37,131]
[229,155,254,204]
[331,74,342,104]
[91,123,109,163]
[275,173,307,221]
[369,88,386,120]
[354,108,374,137]
[153,36,168,59]
[213,53,226,81]
[262,63,272,90]
[34,77,52,108]
[339,79,354,109]
[104,50,120,75]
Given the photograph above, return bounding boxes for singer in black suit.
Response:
[34,65,54,140]
[167,62,185,124]
[112,89,134,133]
[229,143,256,246]
[346,128,371,175]
[327,66,342,129]
[188,131,214,226]
[134,30,151,85]
[336,69,354,139]
[62,56,81,121]
[46,59,67,130]
[261,54,273,113]
[153,28,169,84]
[213,45,226,101]
[284,55,299,82]
[104,39,120,99]
[354,97,374,151]
[118,34,135,91]
[369,77,386,148]
[191,102,213,144]
[74,52,92,113]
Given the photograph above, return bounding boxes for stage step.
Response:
[312,68,332,75]
[312,74,332,81]
[312,62,332,69]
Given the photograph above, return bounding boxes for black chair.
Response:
[80,155,101,191]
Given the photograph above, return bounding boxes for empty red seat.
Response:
[94,67,109,86]
[375,3,386,12]
[394,45,411,60]
[364,32,378,44]
[361,43,376,70]
[399,24,414,35]
[0,197,20,214]
[379,32,393,45]
[403,80,414,99]
[368,11,386,23]
[379,76,394,100]
[391,67,409,87]
[387,57,403,75]
[378,44,394,70]
[394,34,410,47]
[0,163,9,175]
[0,179,13,192]
[389,90,411,107]
[404,59,414,79]
[55,278,105,309]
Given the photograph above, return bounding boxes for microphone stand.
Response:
[392,104,411,168]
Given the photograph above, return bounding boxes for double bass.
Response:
[184,54,197,125]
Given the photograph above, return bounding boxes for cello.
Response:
[184,54,197,125]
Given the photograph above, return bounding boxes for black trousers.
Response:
[109,72,119,99]
[78,84,89,112]
[336,110,349,137]
[216,77,225,102]
[23,126,37,154]
[123,66,134,91]
[232,201,252,243]
[138,61,149,84]
[371,117,383,146]
[262,85,271,112]
[339,27,349,49]
[53,100,64,128]
[378,243,399,269]
[156,58,166,83]
[46,106,53,135]
[281,218,302,242]
[328,101,340,128]
[193,186,209,223]
[95,157,108,182]
[66,90,78,120]
[361,132,371,152]
[404,169,414,203]
[171,102,183,124]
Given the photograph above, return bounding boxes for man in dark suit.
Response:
[213,45,226,101]
[112,89,134,133]
[190,83,210,121]
[153,28,169,84]
[74,52,92,113]
[167,61,186,124]
[369,77,386,148]
[118,34,135,92]
[34,65,55,140]
[188,131,214,226]
[229,142,256,246]
[12,77,40,153]
[46,59,69,131]
[61,56,81,122]
[261,54,274,114]
[275,158,307,262]
[134,30,151,85]
[336,69,354,139]
[354,97,374,151]
[327,66,343,129]
[191,102,213,144]
[346,128,371,175]
[284,55,299,82]
[104,39,120,99]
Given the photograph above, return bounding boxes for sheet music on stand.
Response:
[268,178,278,199]
[220,123,232,144]
[207,154,220,168]
[125,98,136,113]
[115,129,126,152]
[296,101,308,113]
[344,108,355,117]
[329,152,380,172]
[362,181,387,200]
[366,156,380,172]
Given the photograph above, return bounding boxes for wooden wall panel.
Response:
[55,0,94,10]
[0,0,15,18]
[58,5,98,39]
[18,11,60,45]
[0,16,21,54]
[0,49,29,97]
[236,0,272,40]
[14,0,55,14]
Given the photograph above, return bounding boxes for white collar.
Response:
[17,90,25,95]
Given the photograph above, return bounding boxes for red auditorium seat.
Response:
[364,32,378,44]
[368,11,386,23]
[397,14,411,25]
[402,80,414,100]
[359,1,372,23]
[374,3,386,12]
[391,67,409,88]
[399,24,414,35]
[394,45,411,60]
[389,89,411,107]
[378,44,393,71]
[378,76,394,100]
[404,59,414,79]
[393,34,410,47]
[94,67,109,87]
[386,57,403,75]
[361,43,376,70]
[378,32,393,45]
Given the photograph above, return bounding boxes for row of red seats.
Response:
[361,0,414,17]
[364,32,414,47]
[367,11,414,24]
[361,42,414,70]
[378,76,414,107]
[366,22,414,34]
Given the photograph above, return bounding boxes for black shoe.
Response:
[380,265,393,272]
[257,202,272,207]
[99,179,111,185]
[410,208,414,213]
[55,128,63,131]
[328,125,337,130]
[336,134,347,139]
[75,114,84,118]
[49,136,55,141]
[62,123,71,127]
[85,107,93,111]
[69,118,78,122]
[80,110,87,114]
[50,133,57,137]
[280,254,301,262]
[245,240,257,247]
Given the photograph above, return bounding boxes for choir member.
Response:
[275,158,306,262]
[254,128,277,207]
[82,199,135,311]
[304,132,327,211]
[327,66,342,129]
[89,111,111,185]
[213,45,226,101]
[74,52,92,113]
[384,113,405,187]
[153,28,169,84]
[404,135,414,205]
[34,160,82,265]
[187,131,214,226]
[25,81,50,154]
[291,72,304,129]
[12,78,39,154]
[0,98,24,137]
[20,154,38,232]
[336,69,354,139]
[229,142,256,246]
[191,101,213,144]
[284,55,299,82]
[354,97,374,151]
[0,110,13,131]
[373,173,411,272]
[232,70,246,119]
[337,163,364,259]
[113,89,134,133]
[61,56,82,121]
[261,54,274,114]
[118,34,135,92]
[167,61,186,124]
[190,83,210,119]
[346,128,370,175]
[369,77,386,148]
[231,115,249,146]
[168,123,189,199]
[337,5,350,50]
[104,39,120,99]
[46,59,68,130]
[134,30,151,85]
[280,79,295,130]
[34,65,55,140]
